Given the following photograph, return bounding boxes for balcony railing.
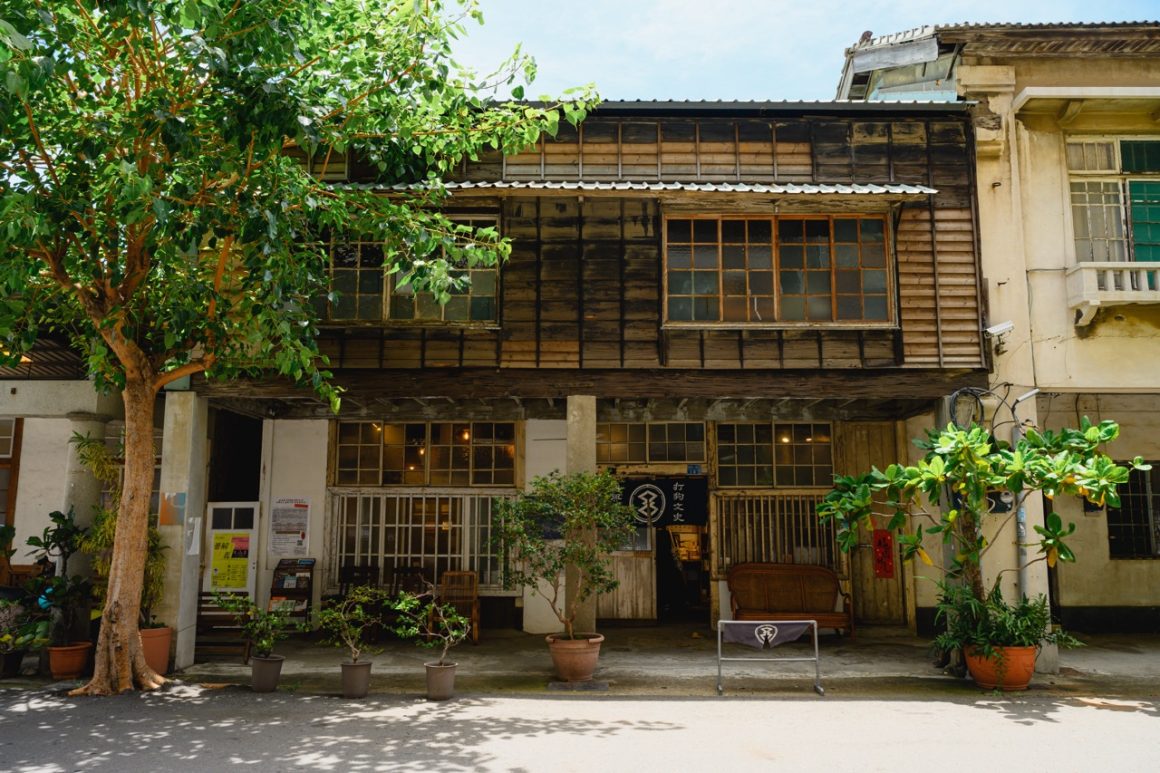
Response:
[1067,261,1160,326]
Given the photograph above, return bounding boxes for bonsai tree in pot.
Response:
[316,585,391,699]
[392,586,471,701]
[819,413,1146,690]
[215,593,298,692]
[0,600,49,678]
[494,470,636,682]
[26,508,93,680]
[73,434,170,678]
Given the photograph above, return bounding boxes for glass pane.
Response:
[667,220,691,243]
[668,271,693,294]
[669,297,693,320]
[748,220,772,243]
[693,220,717,243]
[668,245,692,269]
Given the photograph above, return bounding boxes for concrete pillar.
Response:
[565,395,597,634]
[157,392,209,670]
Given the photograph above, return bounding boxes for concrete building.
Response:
[838,22,1160,632]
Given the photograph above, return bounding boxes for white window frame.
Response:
[1065,135,1160,265]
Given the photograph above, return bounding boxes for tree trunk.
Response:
[71,378,166,694]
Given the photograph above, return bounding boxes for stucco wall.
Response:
[10,418,72,555]
[257,419,329,612]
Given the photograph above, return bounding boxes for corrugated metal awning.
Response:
[340,180,937,196]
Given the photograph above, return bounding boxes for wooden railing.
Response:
[713,491,839,576]
[1067,261,1160,326]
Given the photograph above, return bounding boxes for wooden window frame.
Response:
[715,421,834,489]
[320,215,502,328]
[334,421,517,488]
[662,213,895,329]
[596,421,707,465]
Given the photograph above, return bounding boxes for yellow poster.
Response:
[211,531,251,590]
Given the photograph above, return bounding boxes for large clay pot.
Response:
[250,654,285,693]
[546,633,604,682]
[964,645,1038,691]
[47,642,93,680]
[2,650,26,678]
[341,660,373,699]
[425,662,457,701]
[139,626,173,676]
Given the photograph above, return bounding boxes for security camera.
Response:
[985,321,1014,337]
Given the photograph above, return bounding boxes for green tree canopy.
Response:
[0,0,594,694]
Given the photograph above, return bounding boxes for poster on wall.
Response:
[210,531,250,589]
[270,497,310,557]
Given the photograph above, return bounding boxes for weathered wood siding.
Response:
[320,114,983,372]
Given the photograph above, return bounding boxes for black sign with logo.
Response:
[619,477,708,527]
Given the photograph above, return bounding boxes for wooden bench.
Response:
[726,563,854,638]
[195,592,252,664]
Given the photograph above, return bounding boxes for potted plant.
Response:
[494,470,635,682]
[215,593,297,692]
[0,600,49,678]
[316,585,391,698]
[933,583,1079,690]
[74,434,171,675]
[26,507,93,679]
[820,414,1146,690]
[392,587,472,701]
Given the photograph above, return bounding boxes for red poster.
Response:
[872,529,894,579]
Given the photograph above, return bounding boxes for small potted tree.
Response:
[26,508,92,679]
[494,471,636,682]
[0,600,49,678]
[215,593,297,692]
[820,416,1145,690]
[392,587,471,701]
[316,585,391,698]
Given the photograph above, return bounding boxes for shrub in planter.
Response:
[26,508,93,679]
[215,593,298,692]
[0,600,49,678]
[820,415,1145,689]
[494,471,635,682]
[316,585,391,698]
[392,588,471,700]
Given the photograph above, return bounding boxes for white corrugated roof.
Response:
[348,180,937,195]
[852,20,1160,51]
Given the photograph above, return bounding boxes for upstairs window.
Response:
[596,422,706,464]
[335,422,515,487]
[1068,138,1160,264]
[320,216,500,325]
[663,215,890,326]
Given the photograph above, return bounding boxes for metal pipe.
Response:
[1011,388,1039,598]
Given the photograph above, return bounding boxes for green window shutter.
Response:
[1129,180,1160,262]
[1121,141,1160,174]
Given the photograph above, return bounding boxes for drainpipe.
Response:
[1011,388,1039,599]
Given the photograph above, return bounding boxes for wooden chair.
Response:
[337,561,380,597]
[436,570,480,644]
[389,564,428,598]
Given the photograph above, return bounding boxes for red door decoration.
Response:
[872,529,895,579]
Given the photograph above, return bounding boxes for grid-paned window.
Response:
[596,422,706,464]
[716,422,833,488]
[1068,138,1160,264]
[336,422,515,487]
[321,216,499,324]
[1106,464,1160,559]
[664,215,890,325]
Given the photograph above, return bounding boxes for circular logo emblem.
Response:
[629,484,666,525]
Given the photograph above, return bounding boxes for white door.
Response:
[203,501,259,598]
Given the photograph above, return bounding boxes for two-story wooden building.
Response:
[188,100,986,638]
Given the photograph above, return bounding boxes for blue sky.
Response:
[453,0,1160,101]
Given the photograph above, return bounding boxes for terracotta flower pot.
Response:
[546,633,604,682]
[964,645,1038,691]
[341,660,373,699]
[47,641,93,680]
[140,626,173,676]
[250,654,285,693]
[425,662,457,701]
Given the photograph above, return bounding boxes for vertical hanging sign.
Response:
[872,529,895,579]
